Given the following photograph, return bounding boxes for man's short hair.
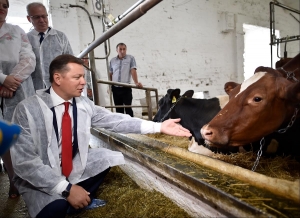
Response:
[116,43,126,49]
[49,54,84,83]
[26,2,46,15]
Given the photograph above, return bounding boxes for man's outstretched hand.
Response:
[161,118,192,137]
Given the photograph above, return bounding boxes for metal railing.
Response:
[97,80,159,120]
[77,0,163,59]
[75,0,164,119]
[269,2,300,66]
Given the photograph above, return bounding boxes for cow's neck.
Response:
[277,67,299,82]
[279,53,300,79]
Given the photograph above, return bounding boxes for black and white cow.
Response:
[153,89,235,155]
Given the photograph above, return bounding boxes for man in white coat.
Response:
[10,54,191,218]
[26,2,73,90]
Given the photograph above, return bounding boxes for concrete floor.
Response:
[0,167,29,218]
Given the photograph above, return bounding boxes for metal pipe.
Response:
[69,4,95,42]
[269,1,300,66]
[120,0,146,20]
[269,2,276,67]
[272,2,300,14]
[89,50,100,105]
[77,0,163,59]
[106,0,146,27]
[290,13,300,23]
[97,80,157,91]
[101,0,113,111]
[97,79,159,119]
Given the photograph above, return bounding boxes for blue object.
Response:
[0,119,21,156]
[67,198,106,215]
[85,198,106,210]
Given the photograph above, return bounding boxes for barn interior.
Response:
[2,0,300,217]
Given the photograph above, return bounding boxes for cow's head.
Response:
[201,67,300,147]
[153,89,194,122]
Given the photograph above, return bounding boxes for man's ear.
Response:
[27,16,31,23]
[53,73,61,85]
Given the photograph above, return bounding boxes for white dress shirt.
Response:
[50,87,162,195]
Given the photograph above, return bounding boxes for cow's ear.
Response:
[182,90,194,98]
[254,66,271,73]
[170,89,181,102]
[224,82,239,95]
[167,89,174,95]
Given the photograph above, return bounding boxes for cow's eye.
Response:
[253,97,262,102]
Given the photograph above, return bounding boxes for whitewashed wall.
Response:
[8,0,300,117]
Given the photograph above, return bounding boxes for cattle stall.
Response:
[90,128,300,217]
[76,0,300,217]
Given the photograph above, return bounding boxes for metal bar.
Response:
[290,13,300,23]
[97,79,158,120]
[272,2,300,14]
[105,105,146,108]
[154,89,159,112]
[275,35,300,44]
[269,2,300,66]
[145,90,153,120]
[119,0,146,20]
[77,0,163,59]
[97,79,158,91]
[270,2,274,67]
[89,50,100,105]
[106,0,146,28]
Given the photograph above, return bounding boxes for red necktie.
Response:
[61,102,72,177]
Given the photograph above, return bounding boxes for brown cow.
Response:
[201,53,300,149]
[275,57,293,69]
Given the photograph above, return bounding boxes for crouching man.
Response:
[10,54,191,218]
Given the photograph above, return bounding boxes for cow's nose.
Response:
[200,125,213,139]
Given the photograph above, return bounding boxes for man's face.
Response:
[27,5,49,32]
[117,45,127,59]
[56,63,86,100]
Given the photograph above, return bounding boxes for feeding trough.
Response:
[89,128,300,218]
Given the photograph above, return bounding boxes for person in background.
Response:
[82,55,93,101]
[0,0,36,199]
[109,43,142,117]
[10,54,191,218]
[26,2,73,90]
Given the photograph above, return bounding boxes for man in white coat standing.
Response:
[10,54,191,218]
[26,2,73,90]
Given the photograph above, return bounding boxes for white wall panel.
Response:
[8,0,299,116]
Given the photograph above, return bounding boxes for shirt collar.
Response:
[117,55,127,60]
[34,27,51,35]
[50,87,72,107]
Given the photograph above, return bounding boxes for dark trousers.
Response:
[112,86,134,117]
[36,168,110,218]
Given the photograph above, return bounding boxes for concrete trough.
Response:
[90,128,300,218]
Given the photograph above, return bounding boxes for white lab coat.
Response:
[27,28,73,90]
[0,22,36,121]
[11,89,145,217]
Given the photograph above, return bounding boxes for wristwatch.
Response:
[62,183,72,198]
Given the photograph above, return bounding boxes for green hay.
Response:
[67,166,191,218]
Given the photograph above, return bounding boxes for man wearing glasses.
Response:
[26,2,73,91]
